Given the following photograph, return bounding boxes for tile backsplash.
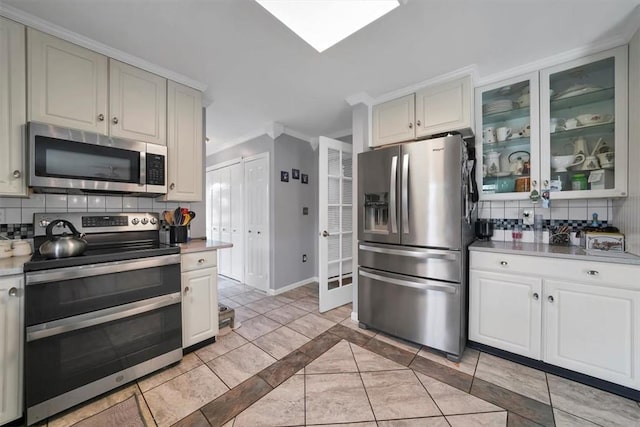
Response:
[0,194,190,226]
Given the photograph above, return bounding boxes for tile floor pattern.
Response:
[38,277,640,427]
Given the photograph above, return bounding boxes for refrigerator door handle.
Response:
[360,268,457,294]
[390,156,398,234]
[359,244,457,261]
[402,153,409,234]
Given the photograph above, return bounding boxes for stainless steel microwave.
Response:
[28,122,166,196]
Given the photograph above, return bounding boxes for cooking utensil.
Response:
[39,219,88,259]
[163,210,174,225]
[174,207,182,226]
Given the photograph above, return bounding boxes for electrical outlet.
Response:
[302,254,307,263]
[522,209,534,225]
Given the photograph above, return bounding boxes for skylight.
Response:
[256,0,400,52]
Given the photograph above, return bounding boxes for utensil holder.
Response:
[170,226,188,244]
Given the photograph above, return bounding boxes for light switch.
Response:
[303,207,309,215]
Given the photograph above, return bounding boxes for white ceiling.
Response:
[2,0,640,155]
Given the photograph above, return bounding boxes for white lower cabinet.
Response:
[181,251,218,348]
[469,250,640,390]
[0,275,23,425]
[469,270,541,359]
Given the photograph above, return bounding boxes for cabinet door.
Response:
[415,75,472,138]
[540,46,627,199]
[544,279,640,389]
[165,81,203,201]
[0,275,23,425]
[230,163,244,282]
[27,28,108,134]
[182,267,218,348]
[0,17,27,197]
[109,59,167,145]
[469,269,542,359]
[244,156,269,291]
[372,94,415,147]
[475,72,539,200]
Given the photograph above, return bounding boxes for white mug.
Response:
[550,118,565,133]
[565,118,579,130]
[483,127,496,144]
[496,127,512,142]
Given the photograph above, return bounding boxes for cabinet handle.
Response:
[198,259,205,264]
[257,231,261,234]
[170,183,175,190]
[548,295,554,303]
[112,117,119,124]
[543,180,549,187]
[586,270,599,276]
[416,120,421,126]
[531,180,537,188]
[408,122,413,129]
[222,228,226,231]
[98,114,105,121]
[233,229,237,232]
[184,286,190,294]
[8,287,17,297]
[248,230,252,233]
[500,261,508,266]
[532,292,539,300]
[12,170,21,179]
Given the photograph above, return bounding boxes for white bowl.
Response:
[552,155,579,172]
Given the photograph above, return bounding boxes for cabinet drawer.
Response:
[182,251,217,272]
[470,251,640,290]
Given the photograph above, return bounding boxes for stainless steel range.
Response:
[24,212,182,425]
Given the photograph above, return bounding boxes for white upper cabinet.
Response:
[0,17,27,197]
[27,28,108,134]
[416,75,472,138]
[371,75,473,148]
[372,94,415,147]
[164,81,202,201]
[540,46,628,199]
[109,59,167,145]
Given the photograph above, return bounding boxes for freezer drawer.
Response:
[358,267,462,356]
[358,242,461,283]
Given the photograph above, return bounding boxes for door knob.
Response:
[408,123,413,129]
[322,230,330,237]
[548,295,554,303]
[257,231,261,234]
[248,230,252,233]
[416,120,421,126]
[169,183,175,190]
[184,286,190,294]
[98,114,105,122]
[8,287,17,297]
[112,117,119,124]
[532,292,539,300]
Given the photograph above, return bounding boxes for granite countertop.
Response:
[176,238,233,254]
[470,240,640,266]
[0,255,33,277]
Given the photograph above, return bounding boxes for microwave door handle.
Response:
[139,151,146,185]
[402,153,409,234]
[390,156,398,234]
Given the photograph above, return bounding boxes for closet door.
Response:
[218,167,232,277]
[244,155,269,291]
[210,169,222,242]
[230,163,244,282]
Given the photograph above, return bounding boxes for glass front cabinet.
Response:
[475,72,539,200]
[476,46,628,200]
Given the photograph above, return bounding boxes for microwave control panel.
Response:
[146,154,165,186]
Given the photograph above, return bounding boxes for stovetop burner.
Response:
[24,211,180,272]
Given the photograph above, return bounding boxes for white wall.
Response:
[614,27,640,255]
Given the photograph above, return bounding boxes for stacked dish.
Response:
[483,99,517,114]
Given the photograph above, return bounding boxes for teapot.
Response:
[508,151,530,176]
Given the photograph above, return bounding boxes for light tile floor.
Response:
[41,276,640,427]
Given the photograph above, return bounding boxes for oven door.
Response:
[28,121,147,193]
[25,296,182,424]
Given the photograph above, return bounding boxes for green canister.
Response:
[571,173,588,191]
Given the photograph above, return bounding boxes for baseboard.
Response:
[351,312,358,322]
[268,277,318,295]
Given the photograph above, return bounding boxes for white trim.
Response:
[206,130,269,155]
[346,92,375,107]
[476,37,628,87]
[266,122,285,140]
[0,3,207,92]
[267,277,318,295]
[373,64,478,105]
[206,157,243,172]
[326,128,353,139]
[282,127,315,144]
[351,311,358,322]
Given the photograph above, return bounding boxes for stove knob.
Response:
[141,218,149,225]
[131,218,140,225]
[150,217,158,225]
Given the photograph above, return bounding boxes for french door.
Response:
[244,154,270,291]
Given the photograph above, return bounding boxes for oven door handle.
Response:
[25,254,180,285]
[26,292,181,342]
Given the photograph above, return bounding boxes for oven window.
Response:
[26,303,181,407]
[34,136,140,183]
[26,263,180,326]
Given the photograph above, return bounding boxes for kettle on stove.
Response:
[39,219,88,259]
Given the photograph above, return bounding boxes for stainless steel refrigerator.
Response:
[357,135,475,361]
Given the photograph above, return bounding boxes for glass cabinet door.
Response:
[475,72,539,200]
[540,46,628,198]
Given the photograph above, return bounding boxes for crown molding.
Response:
[326,127,353,139]
[205,129,269,156]
[346,92,375,107]
[266,122,285,140]
[476,36,628,87]
[282,126,315,144]
[0,2,208,92]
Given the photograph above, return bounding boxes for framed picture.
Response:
[280,171,289,182]
[292,169,300,179]
[301,174,309,184]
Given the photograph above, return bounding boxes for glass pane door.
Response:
[477,73,538,199]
